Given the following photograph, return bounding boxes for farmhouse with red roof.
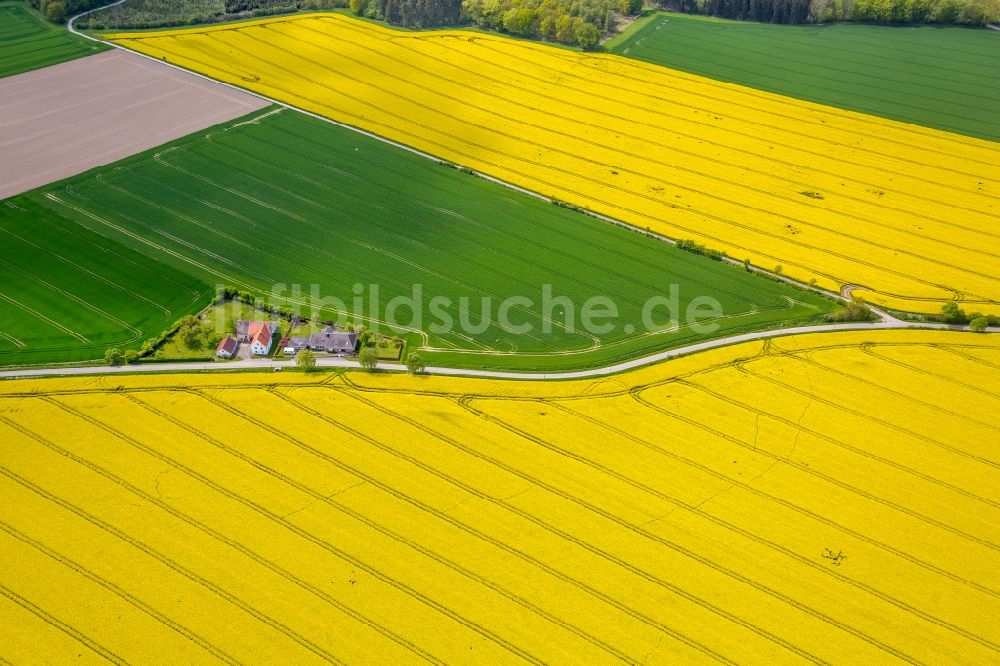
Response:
[245,321,276,356]
[234,320,279,356]
[215,335,238,359]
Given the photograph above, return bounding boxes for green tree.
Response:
[350,0,367,14]
[296,349,318,371]
[359,346,379,371]
[941,301,968,324]
[969,316,989,333]
[104,348,125,366]
[575,21,600,49]
[46,1,66,22]
[555,14,575,42]
[178,315,205,348]
[604,10,616,32]
[516,7,537,34]
[828,298,874,323]
[406,352,426,374]
[501,7,520,30]
[539,12,557,38]
[123,350,140,364]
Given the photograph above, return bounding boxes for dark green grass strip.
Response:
[610,12,1000,142]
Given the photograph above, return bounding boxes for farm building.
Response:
[246,321,275,356]
[215,336,238,358]
[284,327,359,355]
[309,327,359,354]
[236,319,278,342]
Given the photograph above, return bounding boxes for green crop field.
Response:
[609,12,1000,142]
[0,198,211,366]
[0,1,108,78]
[7,107,833,371]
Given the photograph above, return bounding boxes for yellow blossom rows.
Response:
[106,14,1000,314]
[1,329,998,662]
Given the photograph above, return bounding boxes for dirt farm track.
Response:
[0,49,267,200]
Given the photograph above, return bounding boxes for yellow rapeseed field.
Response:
[106,14,1000,315]
[1,329,998,663]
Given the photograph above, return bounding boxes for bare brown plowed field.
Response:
[0,49,267,200]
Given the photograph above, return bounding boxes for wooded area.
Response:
[666,0,999,24]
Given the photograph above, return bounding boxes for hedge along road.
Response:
[1,321,993,382]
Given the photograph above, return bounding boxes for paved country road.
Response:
[1,321,992,382]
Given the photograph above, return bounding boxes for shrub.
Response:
[296,348,318,370]
[575,20,600,48]
[825,298,876,323]
[359,346,379,371]
[940,301,968,324]
[178,315,207,348]
[555,13,575,42]
[676,239,727,261]
[969,316,989,333]
[406,352,426,374]
[45,1,66,22]
[104,348,125,366]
